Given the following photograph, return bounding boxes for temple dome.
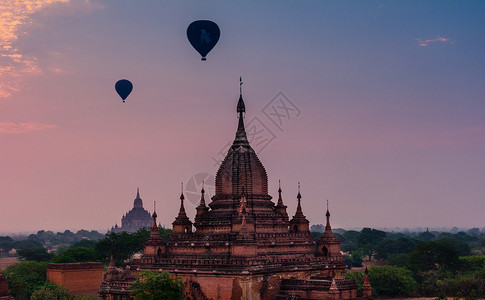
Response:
[214,94,268,198]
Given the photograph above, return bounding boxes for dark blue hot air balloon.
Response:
[115,79,133,103]
[187,20,220,61]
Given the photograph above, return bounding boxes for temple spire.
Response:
[277,180,284,206]
[199,181,206,207]
[136,187,140,198]
[179,183,186,216]
[172,183,193,233]
[234,77,248,146]
[325,199,331,229]
[295,182,303,216]
[149,201,161,239]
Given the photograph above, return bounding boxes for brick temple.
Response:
[99,89,370,300]
[109,188,153,233]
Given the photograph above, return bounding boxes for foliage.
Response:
[311,231,322,242]
[338,230,360,253]
[31,282,75,300]
[439,237,471,256]
[367,265,418,297]
[387,253,409,266]
[0,236,14,253]
[310,224,324,232]
[94,227,172,266]
[70,239,97,249]
[344,271,364,296]
[357,228,387,259]
[13,238,43,249]
[26,229,104,248]
[130,270,184,300]
[16,247,54,262]
[408,240,459,272]
[459,255,485,272]
[1,261,47,300]
[94,228,151,265]
[51,247,98,263]
[374,237,418,259]
[74,295,98,300]
[417,231,435,241]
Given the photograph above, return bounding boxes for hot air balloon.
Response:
[115,79,133,103]
[187,20,220,61]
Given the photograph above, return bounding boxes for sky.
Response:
[1,0,484,233]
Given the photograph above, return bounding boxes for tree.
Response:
[310,224,325,232]
[94,228,151,265]
[367,265,418,297]
[16,247,54,262]
[13,238,43,249]
[357,228,387,259]
[70,239,97,249]
[51,247,97,263]
[408,240,459,272]
[345,271,365,296]
[31,282,74,300]
[130,270,184,300]
[417,231,435,242]
[374,237,418,259]
[0,236,14,254]
[2,261,48,300]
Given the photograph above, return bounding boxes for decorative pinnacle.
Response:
[297,182,301,199]
[136,187,140,198]
[326,199,330,218]
[180,182,184,200]
[240,76,243,96]
[277,180,284,207]
[199,182,206,207]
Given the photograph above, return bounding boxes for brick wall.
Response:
[47,262,104,295]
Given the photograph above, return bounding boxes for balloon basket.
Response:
[201,57,206,61]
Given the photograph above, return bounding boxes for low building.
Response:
[47,262,104,296]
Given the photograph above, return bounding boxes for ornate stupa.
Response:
[99,84,366,300]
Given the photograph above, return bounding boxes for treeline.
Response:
[0,229,104,255]
[0,227,172,300]
[311,226,485,299]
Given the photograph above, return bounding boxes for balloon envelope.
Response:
[115,79,133,102]
[187,20,220,61]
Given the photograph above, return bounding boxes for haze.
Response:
[1,1,484,233]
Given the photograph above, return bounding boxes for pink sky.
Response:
[1,1,484,233]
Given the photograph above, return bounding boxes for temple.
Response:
[99,87,367,299]
[109,188,153,233]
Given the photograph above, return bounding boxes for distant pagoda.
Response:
[110,188,153,233]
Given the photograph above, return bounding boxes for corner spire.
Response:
[150,202,161,240]
[295,182,303,216]
[199,182,206,207]
[179,183,186,215]
[277,180,284,206]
